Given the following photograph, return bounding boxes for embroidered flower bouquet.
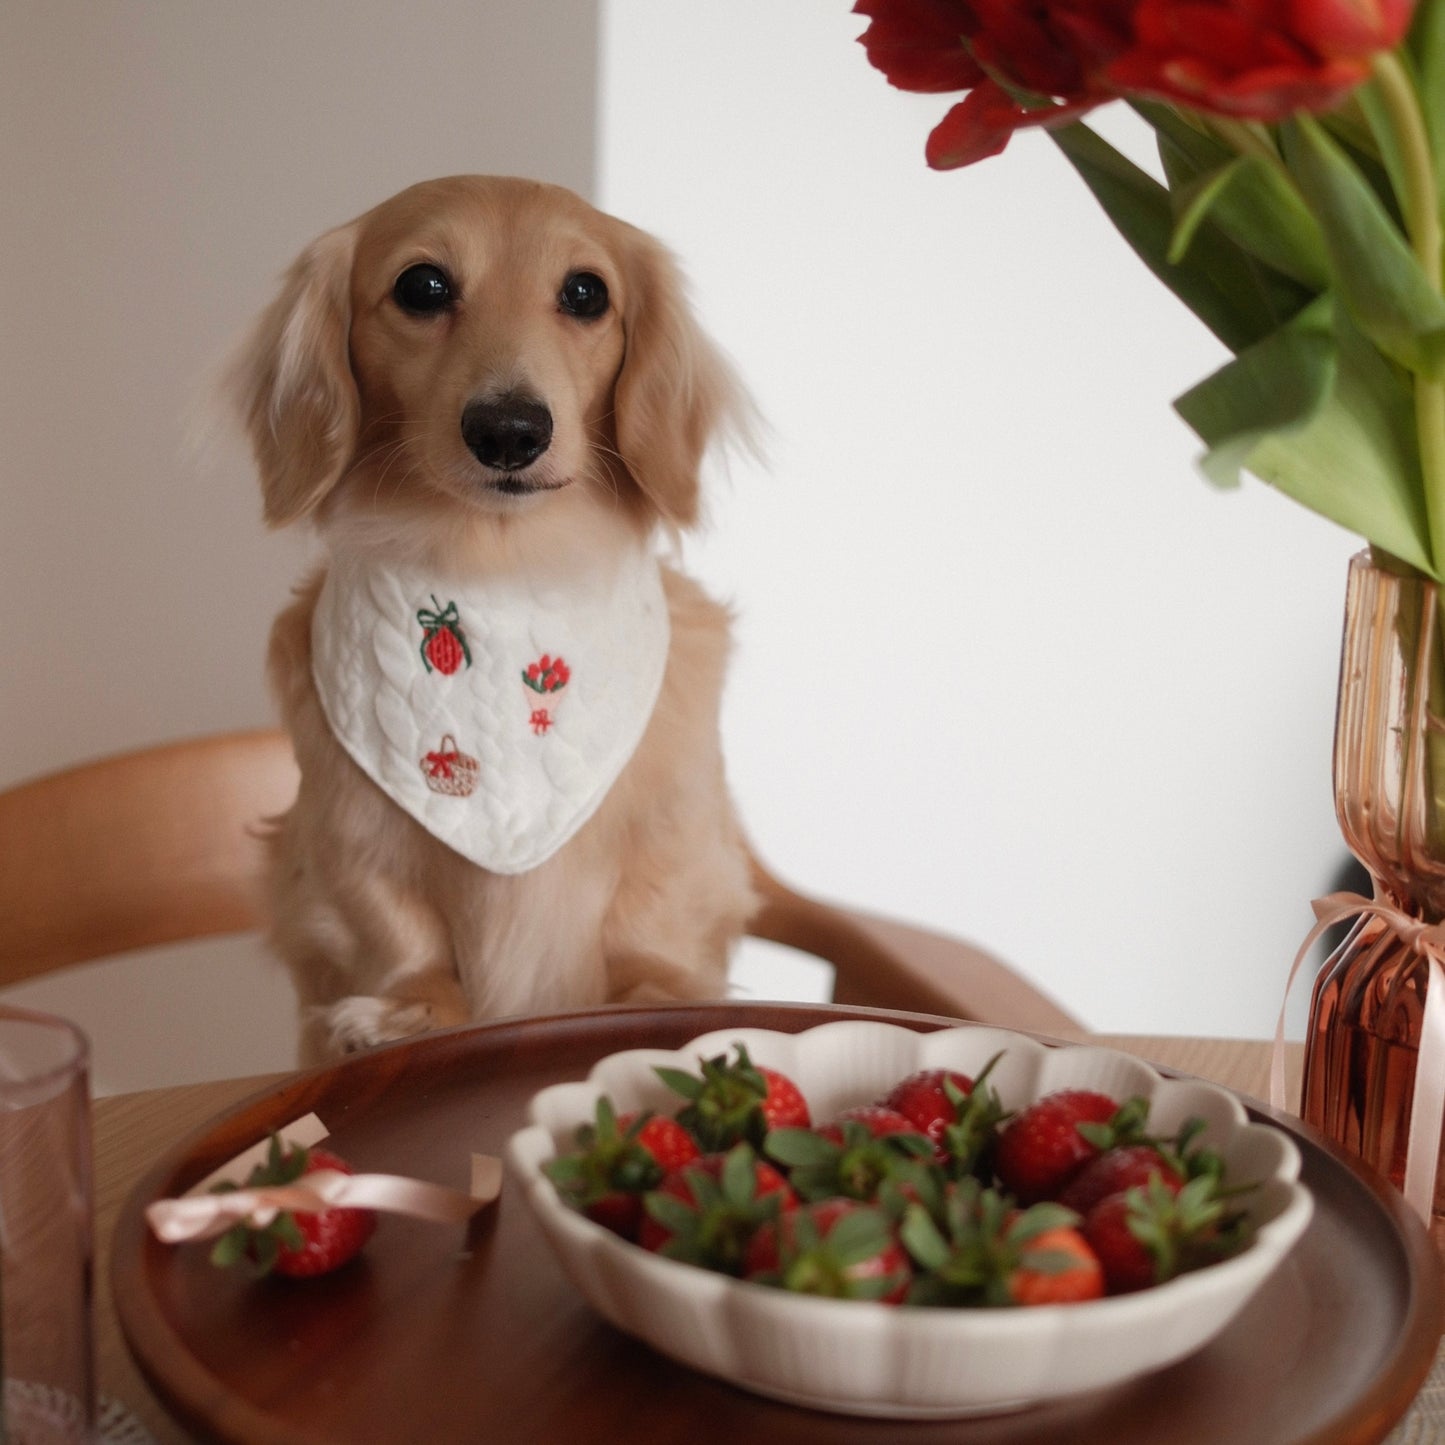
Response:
[853,0,1445,1233]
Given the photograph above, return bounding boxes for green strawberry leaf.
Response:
[822,1207,892,1266]
[653,1066,705,1100]
[900,1204,951,1271]
[642,1192,697,1234]
[764,1128,837,1168]
[720,1143,760,1206]
[209,1224,250,1270]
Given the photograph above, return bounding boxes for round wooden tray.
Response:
[113,1003,1443,1444]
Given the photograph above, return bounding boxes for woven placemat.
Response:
[1386,1341,1445,1443]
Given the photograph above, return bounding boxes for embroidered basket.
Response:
[420,735,479,798]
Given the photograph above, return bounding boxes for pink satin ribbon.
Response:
[145,1160,500,1244]
[1274,890,1445,1224]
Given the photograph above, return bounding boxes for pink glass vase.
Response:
[1301,551,1445,1244]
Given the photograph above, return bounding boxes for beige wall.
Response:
[1,0,600,1092]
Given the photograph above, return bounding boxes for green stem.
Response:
[1371,51,1445,576]
[1201,116,1282,167]
[1369,49,1445,870]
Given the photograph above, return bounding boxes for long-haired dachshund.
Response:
[229,175,756,1063]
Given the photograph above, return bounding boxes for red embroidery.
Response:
[420,734,479,796]
[417,597,471,675]
[522,654,570,735]
[522,653,570,695]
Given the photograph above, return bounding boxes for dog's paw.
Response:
[310,995,458,1056]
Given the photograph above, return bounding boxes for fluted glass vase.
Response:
[1301,551,1445,1243]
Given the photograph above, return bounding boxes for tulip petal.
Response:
[925,87,1031,168]
[854,0,983,93]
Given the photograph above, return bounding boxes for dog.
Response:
[229,175,757,1064]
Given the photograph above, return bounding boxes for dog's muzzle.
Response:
[461,394,554,473]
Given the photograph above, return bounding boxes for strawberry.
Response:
[818,1105,919,1143]
[994,1091,1149,1203]
[639,1144,797,1273]
[900,1178,1103,1306]
[765,1117,934,1205]
[655,1044,810,1151]
[880,1055,1009,1176]
[1005,1221,1106,1306]
[1083,1175,1249,1295]
[543,1097,701,1240]
[208,1136,377,1279]
[880,1068,976,1141]
[1057,1143,1185,1216]
[743,1198,912,1303]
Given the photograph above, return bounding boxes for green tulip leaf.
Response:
[1133,101,1330,289]
[1174,296,1337,490]
[1319,98,1386,170]
[1052,121,1311,355]
[1280,115,1445,380]
[1167,153,1332,291]
[1356,73,1417,221]
[1178,298,1432,572]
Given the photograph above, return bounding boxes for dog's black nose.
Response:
[461,395,554,472]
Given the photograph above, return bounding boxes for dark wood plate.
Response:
[112,1003,1443,1444]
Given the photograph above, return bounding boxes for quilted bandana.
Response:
[310,547,670,874]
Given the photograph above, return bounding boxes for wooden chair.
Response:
[0,730,1080,1033]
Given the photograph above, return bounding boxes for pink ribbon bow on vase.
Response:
[1275,889,1445,1224]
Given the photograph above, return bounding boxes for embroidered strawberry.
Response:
[994,1091,1149,1204]
[765,1116,934,1205]
[743,1198,912,1303]
[543,1097,701,1240]
[639,1144,798,1273]
[416,597,471,675]
[900,1178,1104,1307]
[207,1136,377,1279]
[656,1045,811,1151]
[879,1054,1008,1176]
[1082,1176,1247,1295]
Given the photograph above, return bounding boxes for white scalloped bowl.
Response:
[507,1021,1313,1418]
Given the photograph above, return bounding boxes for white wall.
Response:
[1,0,600,1092]
[598,1,1359,1041]
[3,1,1355,1094]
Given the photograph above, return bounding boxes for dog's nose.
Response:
[460,395,554,472]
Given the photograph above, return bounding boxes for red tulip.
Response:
[1105,0,1415,120]
[853,0,984,92]
[856,0,1133,167]
[855,0,1412,167]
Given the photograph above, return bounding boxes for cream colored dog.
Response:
[230,176,756,1063]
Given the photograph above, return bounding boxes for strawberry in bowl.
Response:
[508,1021,1313,1418]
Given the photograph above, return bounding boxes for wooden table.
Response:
[95,1031,1325,1443]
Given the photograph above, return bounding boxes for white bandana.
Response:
[310,547,670,874]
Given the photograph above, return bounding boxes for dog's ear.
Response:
[228,224,359,527]
[613,230,753,530]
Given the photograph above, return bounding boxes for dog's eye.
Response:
[559,271,609,320]
[393,264,454,315]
